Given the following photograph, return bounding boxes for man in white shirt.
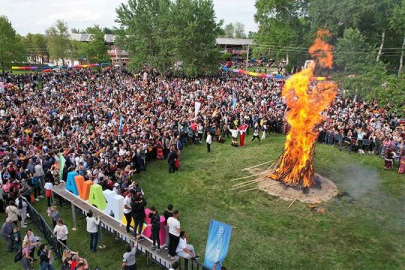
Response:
[86,209,100,252]
[167,210,181,259]
[123,191,133,233]
[206,132,212,153]
[176,231,199,260]
[53,219,68,246]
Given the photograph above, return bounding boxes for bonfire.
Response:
[269,30,338,189]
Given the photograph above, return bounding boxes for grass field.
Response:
[1,134,404,270]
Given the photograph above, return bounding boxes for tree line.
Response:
[0,16,110,72]
[253,0,404,114]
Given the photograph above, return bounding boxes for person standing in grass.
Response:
[53,219,68,246]
[163,204,173,250]
[21,239,34,270]
[122,240,138,270]
[38,244,55,270]
[167,147,178,174]
[15,195,29,228]
[86,209,100,252]
[251,123,261,143]
[5,200,20,226]
[1,218,16,252]
[206,132,212,153]
[47,206,60,228]
[167,210,181,259]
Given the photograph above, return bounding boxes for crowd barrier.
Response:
[27,202,69,260]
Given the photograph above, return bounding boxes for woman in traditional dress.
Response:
[238,123,248,147]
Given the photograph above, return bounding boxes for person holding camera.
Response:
[86,209,100,252]
[38,244,54,270]
[131,190,147,239]
[148,206,161,251]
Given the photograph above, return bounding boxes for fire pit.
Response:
[258,173,338,203]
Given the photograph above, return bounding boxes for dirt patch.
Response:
[257,173,338,203]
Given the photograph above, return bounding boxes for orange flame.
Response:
[270,30,337,188]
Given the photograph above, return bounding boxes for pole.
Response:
[98,223,106,249]
[71,202,77,231]
[246,44,250,71]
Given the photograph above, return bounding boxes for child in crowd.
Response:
[12,227,21,251]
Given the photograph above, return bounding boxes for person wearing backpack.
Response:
[20,239,34,270]
[15,195,28,228]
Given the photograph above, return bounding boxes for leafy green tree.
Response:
[46,20,70,65]
[390,0,405,75]
[171,0,222,76]
[223,23,234,38]
[116,0,173,71]
[248,31,256,39]
[234,22,246,38]
[25,33,48,64]
[71,28,86,34]
[116,0,221,76]
[253,0,309,62]
[0,16,26,73]
[335,28,375,73]
[85,25,110,63]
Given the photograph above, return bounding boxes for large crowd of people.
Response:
[0,66,404,269]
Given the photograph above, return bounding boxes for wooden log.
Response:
[230,172,267,182]
[232,178,262,188]
[239,182,280,193]
[288,190,304,209]
[232,180,262,190]
[241,160,274,172]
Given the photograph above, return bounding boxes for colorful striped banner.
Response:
[72,63,100,68]
[12,66,38,70]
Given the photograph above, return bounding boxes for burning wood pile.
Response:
[269,30,338,189]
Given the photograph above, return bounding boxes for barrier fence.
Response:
[27,202,69,260]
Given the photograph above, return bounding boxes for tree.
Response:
[223,23,234,38]
[0,16,26,73]
[335,28,375,73]
[234,22,246,38]
[102,27,114,34]
[116,0,221,76]
[85,25,110,63]
[171,0,222,76]
[46,20,70,65]
[25,33,48,64]
[390,0,405,75]
[116,0,173,71]
[253,0,310,62]
[71,28,86,34]
[248,31,256,39]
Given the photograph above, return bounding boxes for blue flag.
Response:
[204,220,233,270]
[232,97,237,110]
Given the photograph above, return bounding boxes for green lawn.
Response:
[1,134,404,270]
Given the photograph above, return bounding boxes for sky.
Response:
[0,0,258,36]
